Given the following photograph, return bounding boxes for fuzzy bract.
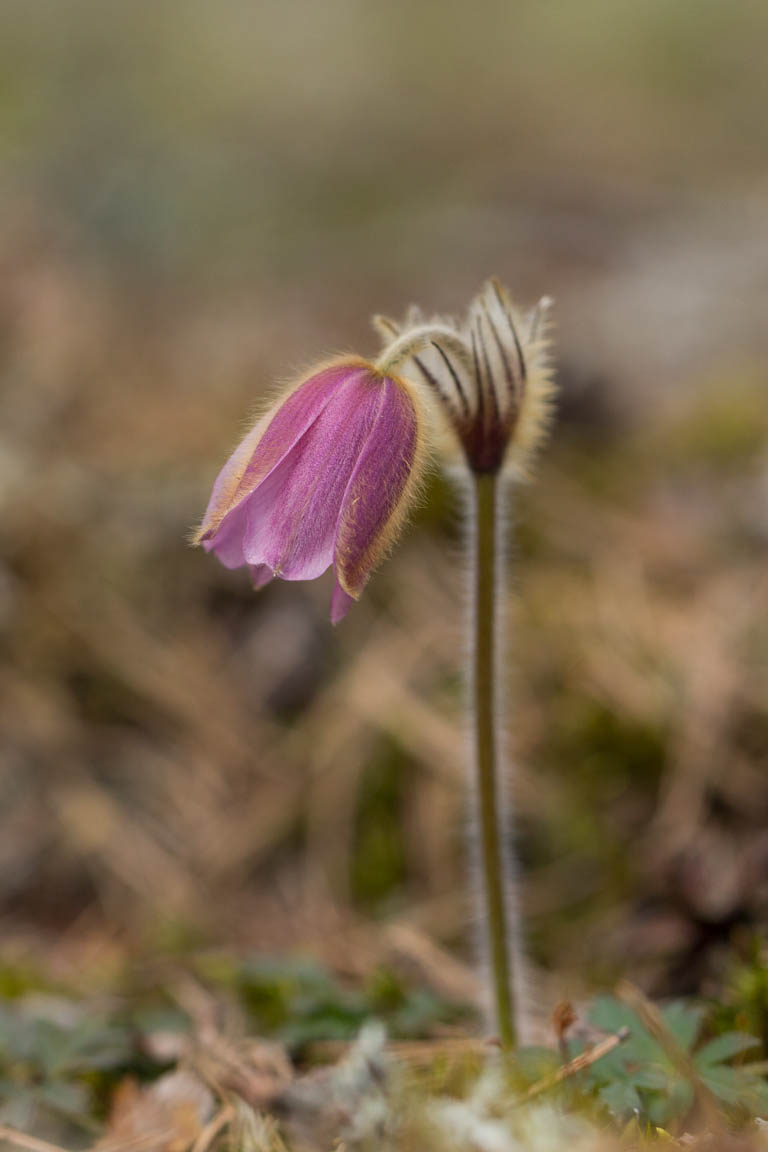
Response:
[374,279,555,476]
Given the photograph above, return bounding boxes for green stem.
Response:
[472,471,514,1048]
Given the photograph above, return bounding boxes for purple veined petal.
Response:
[250,564,273,589]
[201,498,249,568]
[205,444,295,567]
[334,375,420,598]
[240,367,384,581]
[196,359,368,542]
[330,579,354,624]
[197,415,272,545]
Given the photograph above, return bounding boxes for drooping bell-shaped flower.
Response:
[374,279,554,477]
[194,357,424,623]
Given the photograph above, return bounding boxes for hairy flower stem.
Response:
[471,471,515,1049]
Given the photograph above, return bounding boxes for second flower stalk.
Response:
[472,469,515,1048]
[375,281,553,1047]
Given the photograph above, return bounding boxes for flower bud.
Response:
[375,279,555,476]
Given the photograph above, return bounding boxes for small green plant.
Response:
[579,995,768,1126]
[1,972,768,1144]
[221,955,474,1055]
[0,1001,135,1130]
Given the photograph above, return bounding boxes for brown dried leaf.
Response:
[194,1035,293,1110]
[100,1071,214,1152]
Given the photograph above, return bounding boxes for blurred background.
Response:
[1,0,767,1027]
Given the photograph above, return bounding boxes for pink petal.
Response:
[250,564,273,588]
[198,360,362,541]
[330,579,354,624]
[239,367,382,581]
[334,377,419,597]
[201,498,249,568]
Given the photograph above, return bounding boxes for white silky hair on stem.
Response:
[459,467,533,1047]
[372,281,555,1044]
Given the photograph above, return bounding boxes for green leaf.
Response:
[37,1078,90,1118]
[587,995,636,1036]
[661,1001,704,1052]
[598,1078,642,1116]
[631,1065,676,1092]
[0,1087,36,1127]
[695,1032,760,1067]
[699,1064,768,1110]
[645,1079,694,1128]
[656,1079,694,1123]
[588,997,658,1064]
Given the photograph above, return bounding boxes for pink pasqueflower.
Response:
[194,357,424,623]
